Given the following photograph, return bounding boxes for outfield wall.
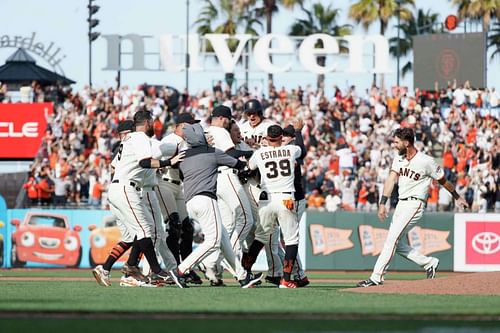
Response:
[0,204,498,272]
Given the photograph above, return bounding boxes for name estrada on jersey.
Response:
[391,151,445,201]
[248,145,301,193]
[111,131,153,187]
[240,118,276,147]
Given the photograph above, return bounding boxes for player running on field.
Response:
[358,127,468,287]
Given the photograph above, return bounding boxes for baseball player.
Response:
[93,120,136,287]
[282,123,309,287]
[176,122,262,288]
[242,125,304,288]
[239,99,284,284]
[203,105,254,285]
[154,113,202,284]
[106,110,186,288]
[358,127,468,287]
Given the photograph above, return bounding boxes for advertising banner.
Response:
[6,209,116,268]
[454,213,500,272]
[0,103,53,159]
[305,211,454,271]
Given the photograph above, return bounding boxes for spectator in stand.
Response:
[325,189,341,213]
[23,175,39,206]
[90,178,105,207]
[427,181,439,212]
[307,189,325,211]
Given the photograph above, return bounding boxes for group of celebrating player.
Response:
[92,97,469,289]
[92,99,310,288]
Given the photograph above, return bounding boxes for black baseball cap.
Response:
[175,113,200,125]
[117,120,134,133]
[267,125,283,142]
[211,105,232,119]
[282,125,295,138]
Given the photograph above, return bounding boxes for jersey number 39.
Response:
[265,160,291,179]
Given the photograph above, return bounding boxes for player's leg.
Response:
[155,183,181,264]
[292,199,308,285]
[146,190,178,272]
[367,201,424,284]
[178,196,222,275]
[395,202,439,278]
[277,195,300,288]
[264,227,284,285]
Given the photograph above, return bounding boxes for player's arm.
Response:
[428,157,468,210]
[225,148,253,159]
[437,177,469,209]
[292,119,307,159]
[214,149,246,170]
[138,153,185,169]
[378,170,398,222]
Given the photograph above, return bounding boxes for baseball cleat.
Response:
[426,258,440,279]
[294,276,310,288]
[92,265,111,287]
[121,263,149,283]
[119,275,149,287]
[239,272,263,288]
[279,278,297,289]
[185,271,203,285]
[357,279,382,287]
[168,269,189,288]
[209,279,226,287]
[264,276,281,286]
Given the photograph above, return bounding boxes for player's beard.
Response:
[398,146,407,156]
[146,127,155,137]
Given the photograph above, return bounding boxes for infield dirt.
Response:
[345,271,500,295]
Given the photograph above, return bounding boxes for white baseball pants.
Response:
[178,195,236,275]
[370,200,436,283]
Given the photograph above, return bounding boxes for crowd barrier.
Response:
[0,200,498,272]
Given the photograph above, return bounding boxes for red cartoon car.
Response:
[11,212,82,267]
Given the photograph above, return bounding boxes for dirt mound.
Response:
[344,271,500,295]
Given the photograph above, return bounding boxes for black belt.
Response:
[112,179,141,191]
[400,196,424,202]
[217,169,238,175]
[162,177,181,185]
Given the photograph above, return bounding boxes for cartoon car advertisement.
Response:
[11,212,82,267]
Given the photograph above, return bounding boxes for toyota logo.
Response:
[472,232,500,255]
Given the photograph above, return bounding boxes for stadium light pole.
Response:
[396,0,401,88]
[88,0,100,89]
[186,0,190,93]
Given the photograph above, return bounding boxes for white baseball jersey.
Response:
[207,126,234,152]
[248,145,301,193]
[159,133,187,181]
[240,119,276,148]
[112,132,153,187]
[391,151,445,200]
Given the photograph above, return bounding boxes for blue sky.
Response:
[1,0,498,95]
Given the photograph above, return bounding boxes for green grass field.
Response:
[1,269,499,333]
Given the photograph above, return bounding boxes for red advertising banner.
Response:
[454,214,500,272]
[0,103,52,159]
[465,222,500,264]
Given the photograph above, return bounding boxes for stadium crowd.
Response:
[11,78,499,213]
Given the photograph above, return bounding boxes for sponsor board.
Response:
[407,226,452,256]
[454,214,500,272]
[0,103,53,159]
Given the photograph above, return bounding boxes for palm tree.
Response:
[194,0,262,87]
[389,9,440,78]
[348,0,415,86]
[489,21,500,59]
[289,3,352,88]
[450,0,500,32]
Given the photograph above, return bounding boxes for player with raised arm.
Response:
[241,125,305,288]
[357,128,468,287]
